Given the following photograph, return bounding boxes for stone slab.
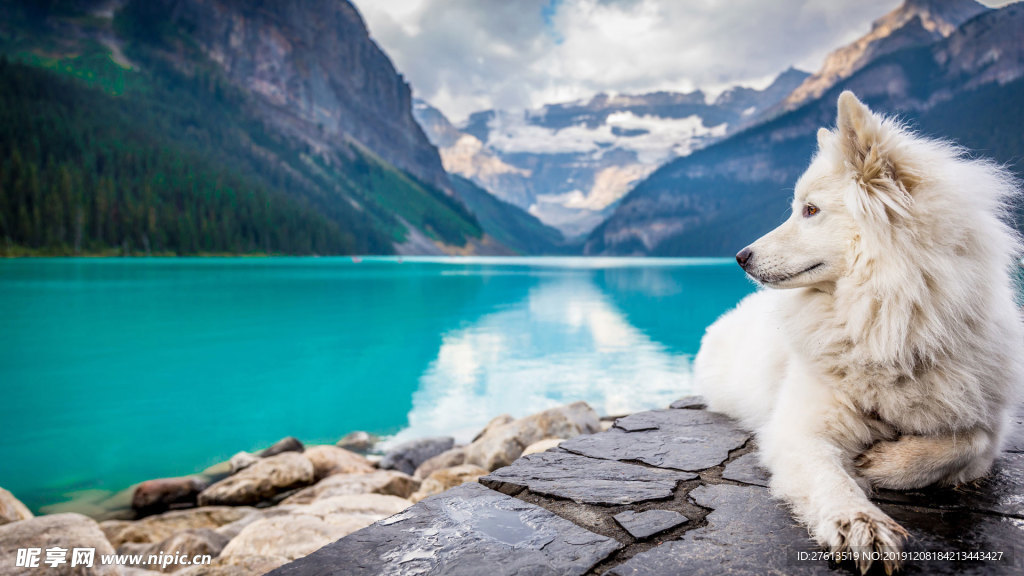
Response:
[267,483,620,576]
[480,451,695,506]
[722,451,770,488]
[560,409,749,472]
[669,395,707,410]
[605,484,826,576]
[1005,405,1024,454]
[607,484,1024,576]
[878,504,1024,575]
[613,509,689,539]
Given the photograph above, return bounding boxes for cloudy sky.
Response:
[352,0,1011,123]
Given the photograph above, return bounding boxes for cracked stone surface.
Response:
[613,509,689,539]
[560,409,749,471]
[606,484,826,576]
[273,401,1024,576]
[722,451,770,488]
[479,451,695,505]
[267,482,620,576]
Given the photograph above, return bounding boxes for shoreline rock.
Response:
[5,401,612,576]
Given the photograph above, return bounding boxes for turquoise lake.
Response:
[0,257,754,513]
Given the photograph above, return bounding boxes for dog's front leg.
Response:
[759,363,907,575]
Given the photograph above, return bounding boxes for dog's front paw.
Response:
[816,509,908,575]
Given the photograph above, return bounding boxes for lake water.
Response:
[0,257,754,513]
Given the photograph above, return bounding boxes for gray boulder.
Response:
[413,447,466,480]
[379,437,454,476]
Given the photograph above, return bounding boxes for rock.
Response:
[722,452,770,487]
[472,414,515,442]
[281,471,419,505]
[124,529,229,573]
[296,494,411,517]
[260,436,304,458]
[481,451,695,506]
[267,483,621,576]
[132,477,209,516]
[613,509,689,539]
[335,431,376,454]
[1005,404,1024,453]
[413,447,466,480]
[303,445,374,481]
[228,452,259,475]
[379,437,454,476]
[101,506,255,548]
[0,513,119,576]
[410,464,488,503]
[669,395,707,410]
[220,495,410,570]
[198,452,314,507]
[521,438,564,456]
[605,485,823,576]
[464,402,602,471]
[560,409,749,471]
[0,487,32,526]
[175,554,285,576]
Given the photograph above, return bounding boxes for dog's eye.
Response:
[803,204,819,218]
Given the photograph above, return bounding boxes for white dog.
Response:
[695,91,1023,574]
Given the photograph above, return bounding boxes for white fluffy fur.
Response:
[695,91,1023,575]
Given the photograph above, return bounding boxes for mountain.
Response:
[782,0,989,109]
[0,0,498,256]
[586,0,1024,257]
[449,176,570,256]
[413,69,810,239]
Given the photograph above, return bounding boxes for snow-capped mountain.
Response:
[414,67,809,238]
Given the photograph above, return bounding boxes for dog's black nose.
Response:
[736,247,753,268]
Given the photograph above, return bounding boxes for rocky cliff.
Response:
[157,0,451,194]
[782,0,988,109]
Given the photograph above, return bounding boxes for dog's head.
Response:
[737,91,919,290]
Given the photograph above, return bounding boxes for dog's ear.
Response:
[816,127,833,150]
[836,91,914,220]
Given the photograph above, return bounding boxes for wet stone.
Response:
[613,509,689,539]
[560,409,749,472]
[605,484,825,576]
[876,503,1024,575]
[722,451,770,488]
[874,452,1024,518]
[480,450,695,506]
[669,395,707,410]
[267,482,621,576]
[1005,405,1024,453]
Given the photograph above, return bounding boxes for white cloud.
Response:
[353,0,917,122]
[382,274,695,446]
